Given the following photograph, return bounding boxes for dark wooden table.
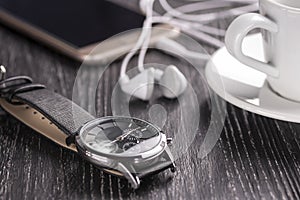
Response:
[1,2,300,200]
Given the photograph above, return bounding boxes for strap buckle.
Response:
[0,66,46,105]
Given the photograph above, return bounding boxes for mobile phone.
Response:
[0,0,177,63]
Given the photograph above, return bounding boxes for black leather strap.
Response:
[14,89,95,136]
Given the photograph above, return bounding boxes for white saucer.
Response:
[205,33,300,123]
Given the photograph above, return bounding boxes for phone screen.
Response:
[0,0,145,47]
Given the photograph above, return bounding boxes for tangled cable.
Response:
[120,0,258,78]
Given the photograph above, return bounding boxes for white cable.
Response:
[122,0,258,77]
[176,22,226,37]
[120,0,154,77]
[153,0,257,36]
[137,15,224,71]
[159,0,258,23]
[137,0,155,72]
[225,0,257,3]
[137,0,229,72]
[162,17,226,36]
[163,0,236,15]
[137,23,151,72]
[155,38,211,60]
[151,16,224,47]
[181,27,224,48]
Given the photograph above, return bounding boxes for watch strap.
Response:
[0,99,77,151]
[0,75,175,185]
[14,89,95,136]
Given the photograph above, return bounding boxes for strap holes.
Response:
[33,111,37,115]
[25,106,29,109]
[49,122,53,125]
[41,117,45,120]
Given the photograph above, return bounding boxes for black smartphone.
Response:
[0,0,176,63]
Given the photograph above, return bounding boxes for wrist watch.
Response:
[0,66,175,189]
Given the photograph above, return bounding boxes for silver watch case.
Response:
[74,117,175,188]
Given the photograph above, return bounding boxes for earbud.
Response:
[119,68,155,101]
[157,65,188,99]
[119,65,187,101]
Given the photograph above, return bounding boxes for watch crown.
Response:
[170,163,176,173]
[167,138,173,145]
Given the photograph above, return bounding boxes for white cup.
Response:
[225,0,300,102]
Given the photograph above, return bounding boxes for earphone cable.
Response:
[120,0,258,77]
[120,0,155,78]
[159,0,258,23]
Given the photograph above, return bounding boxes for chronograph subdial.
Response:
[121,123,151,140]
[117,127,143,141]
[119,135,140,151]
[122,142,135,151]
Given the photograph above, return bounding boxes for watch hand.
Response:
[115,127,140,141]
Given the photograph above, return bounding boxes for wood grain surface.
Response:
[1,2,300,200]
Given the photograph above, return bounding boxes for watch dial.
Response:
[79,117,162,157]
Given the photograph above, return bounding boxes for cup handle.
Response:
[225,13,279,78]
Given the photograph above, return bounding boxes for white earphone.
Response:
[119,65,187,101]
[119,0,188,101]
[119,0,257,101]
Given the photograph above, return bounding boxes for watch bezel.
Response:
[75,116,168,162]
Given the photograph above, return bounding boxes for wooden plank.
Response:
[0,3,300,200]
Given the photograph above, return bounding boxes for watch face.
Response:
[78,117,164,158]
